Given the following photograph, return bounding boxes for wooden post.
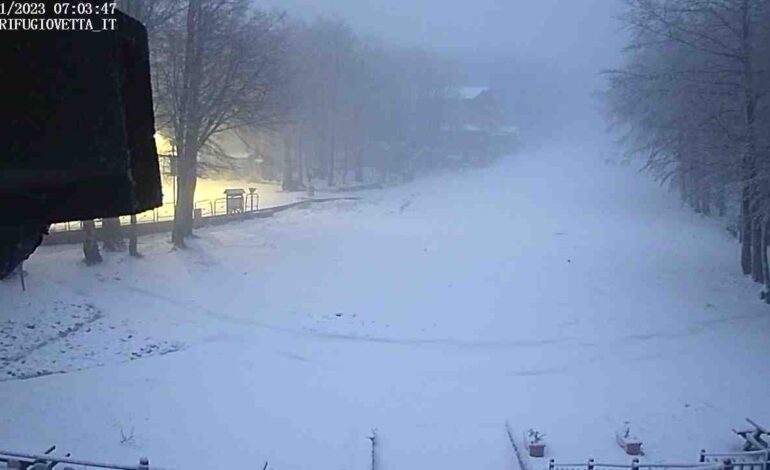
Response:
[700,450,706,463]
[723,458,733,470]
[549,458,555,470]
[19,261,25,291]
[588,458,595,470]
[128,214,139,257]
[139,457,149,470]
[368,429,378,470]
[631,458,640,470]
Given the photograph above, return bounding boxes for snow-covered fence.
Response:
[43,196,359,245]
[549,458,724,470]
[49,193,261,234]
[505,421,532,470]
[0,449,168,470]
[550,450,769,470]
[700,449,770,470]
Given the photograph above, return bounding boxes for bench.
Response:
[0,446,151,470]
[733,419,769,451]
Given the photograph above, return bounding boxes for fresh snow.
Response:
[1,136,769,469]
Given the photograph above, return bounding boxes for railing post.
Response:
[701,450,707,463]
[723,458,733,470]
[588,458,595,470]
[139,456,149,470]
[549,458,555,470]
[632,457,640,470]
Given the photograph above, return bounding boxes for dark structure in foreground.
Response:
[0,9,162,279]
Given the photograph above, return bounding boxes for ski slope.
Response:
[1,136,769,469]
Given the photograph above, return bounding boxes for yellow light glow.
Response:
[154,133,174,155]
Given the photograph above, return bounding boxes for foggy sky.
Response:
[259,0,626,136]
[260,0,624,74]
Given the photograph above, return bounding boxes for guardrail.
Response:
[0,448,170,470]
[701,449,770,470]
[551,460,724,470]
[41,196,360,246]
[550,450,769,470]
[48,194,260,234]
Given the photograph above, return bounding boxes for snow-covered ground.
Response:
[1,135,769,470]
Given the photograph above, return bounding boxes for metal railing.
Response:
[47,192,260,234]
[0,448,170,470]
[550,450,769,470]
[701,449,770,470]
[551,459,723,470]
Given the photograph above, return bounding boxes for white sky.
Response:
[258,0,624,68]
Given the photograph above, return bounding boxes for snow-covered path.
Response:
[1,138,769,469]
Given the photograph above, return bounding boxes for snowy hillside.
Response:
[1,139,769,469]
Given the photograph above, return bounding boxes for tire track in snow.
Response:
[125,285,770,354]
[619,310,769,344]
[125,286,594,351]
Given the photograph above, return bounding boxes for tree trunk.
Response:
[341,139,349,186]
[297,124,305,186]
[354,138,364,183]
[679,171,688,207]
[318,130,329,180]
[172,0,203,248]
[752,214,764,283]
[761,219,770,301]
[102,217,125,252]
[716,185,726,217]
[129,214,140,257]
[741,184,753,275]
[82,220,102,265]
[328,131,336,187]
[701,185,711,215]
[327,52,340,188]
[282,128,294,191]
[740,0,759,278]
[172,149,198,247]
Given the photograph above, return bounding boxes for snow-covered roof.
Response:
[440,124,518,135]
[455,86,489,100]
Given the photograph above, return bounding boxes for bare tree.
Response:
[607,0,770,294]
[277,19,459,188]
[152,0,287,247]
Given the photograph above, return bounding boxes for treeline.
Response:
[117,0,488,248]
[606,0,770,295]
[277,19,459,191]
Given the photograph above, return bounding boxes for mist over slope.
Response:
[2,133,768,468]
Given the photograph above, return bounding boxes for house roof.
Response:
[455,86,489,100]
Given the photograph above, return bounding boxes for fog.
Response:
[264,0,625,134]
[2,1,770,468]
[265,0,621,61]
